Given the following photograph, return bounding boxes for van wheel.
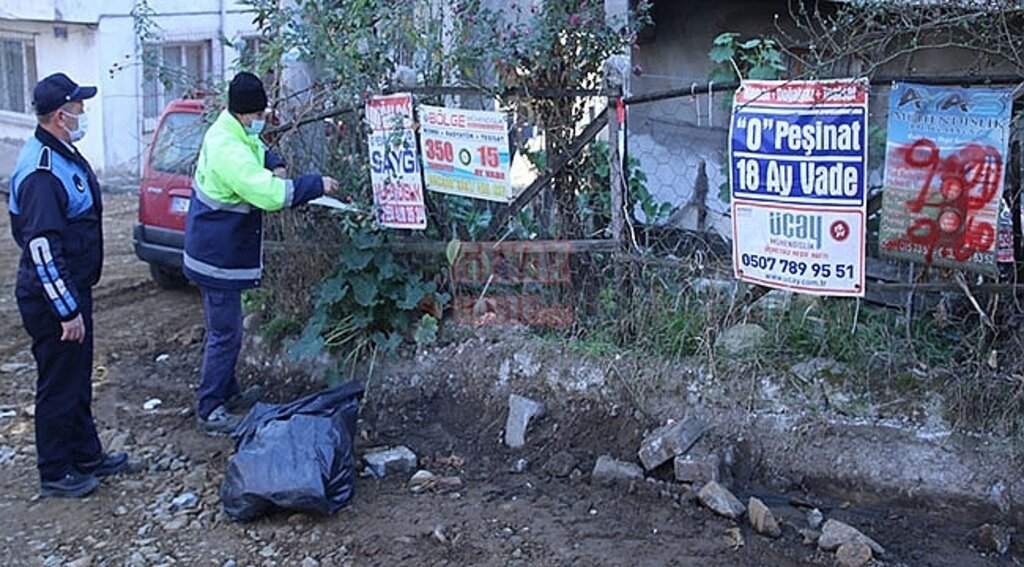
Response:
[149,264,189,289]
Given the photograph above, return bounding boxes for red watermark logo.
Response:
[452,241,574,327]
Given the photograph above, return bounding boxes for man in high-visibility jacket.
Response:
[184,72,338,434]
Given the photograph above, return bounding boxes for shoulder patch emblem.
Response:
[37,146,51,171]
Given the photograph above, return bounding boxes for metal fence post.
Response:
[609,94,625,248]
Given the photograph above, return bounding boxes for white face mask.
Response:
[63,110,88,142]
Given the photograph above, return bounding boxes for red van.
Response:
[133,99,207,288]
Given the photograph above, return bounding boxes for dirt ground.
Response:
[0,193,1019,566]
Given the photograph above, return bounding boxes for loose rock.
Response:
[806,508,824,530]
[747,497,781,538]
[504,394,546,449]
[171,492,199,511]
[818,519,885,555]
[723,527,744,550]
[673,453,719,483]
[435,476,463,492]
[974,524,1011,555]
[542,451,577,478]
[715,323,767,355]
[799,529,820,546]
[364,446,418,478]
[591,455,643,486]
[638,417,706,471]
[408,470,437,493]
[697,481,745,520]
[0,362,30,374]
[836,542,873,567]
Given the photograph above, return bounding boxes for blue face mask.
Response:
[245,119,266,136]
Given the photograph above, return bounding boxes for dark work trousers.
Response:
[18,288,102,482]
[197,287,243,419]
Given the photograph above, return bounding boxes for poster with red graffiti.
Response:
[730,79,869,296]
[365,93,427,229]
[879,83,1012,275]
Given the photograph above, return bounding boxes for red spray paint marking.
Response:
[899,138,1001,263]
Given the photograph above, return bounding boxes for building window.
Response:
[0,35,37,114]
[238,36,267,71]
[143,41,212,128]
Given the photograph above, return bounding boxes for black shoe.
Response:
[224,385,263,414]
[197,405,243,435]
[40,471,99,499]
[76,452,130,477]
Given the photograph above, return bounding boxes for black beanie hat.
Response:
[228,72,268,114]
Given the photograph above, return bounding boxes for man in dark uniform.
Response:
[8,73,129,498]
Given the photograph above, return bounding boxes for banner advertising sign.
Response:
[730,79,869,296]
[366,94,427,229]
[879,83,1012,275]
[418,104,513,202]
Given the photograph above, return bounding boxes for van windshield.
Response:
[150,112,206,175]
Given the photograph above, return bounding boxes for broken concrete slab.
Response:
[673,453,720,484]
[748,497,781,538]
[638,417,706,471]
[818,519,885,555]
[504,394,546,449]
[591,455,643,486]
[697,481,745,520]
[364,446,418,478]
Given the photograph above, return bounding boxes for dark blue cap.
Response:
[33,72,97,115]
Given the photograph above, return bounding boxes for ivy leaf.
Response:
[749,64,779,80]
[414,314,439,346]
[396,280,428,310]
[371,331,403,353]
[708,44,735,64]
[713,32,739,46]
[316,274,349,307]
[351,310,374,330]
[739,38,762,50]
[350,273,379,307]
[374,251,398,279]
[339,247,375,271]
[289,311,327,361]
[351,230,383,250]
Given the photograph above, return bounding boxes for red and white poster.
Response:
[366,94,427,229]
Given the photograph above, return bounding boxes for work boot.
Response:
[224,385,263,414]
[76,452,130,477]
[40,471,99,499]
[197,405,243,435]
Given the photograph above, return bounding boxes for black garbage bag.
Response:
[220,381,363,522]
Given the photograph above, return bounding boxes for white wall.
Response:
[1,2,258,177]
[0,19,104,169]
[95,2,258,176]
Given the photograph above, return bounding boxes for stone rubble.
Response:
[697,481,745,520]
[504,394,546,449]
[638,417,706,471]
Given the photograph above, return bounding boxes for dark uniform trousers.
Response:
[18,288,101,481]
[196,287,243,419]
